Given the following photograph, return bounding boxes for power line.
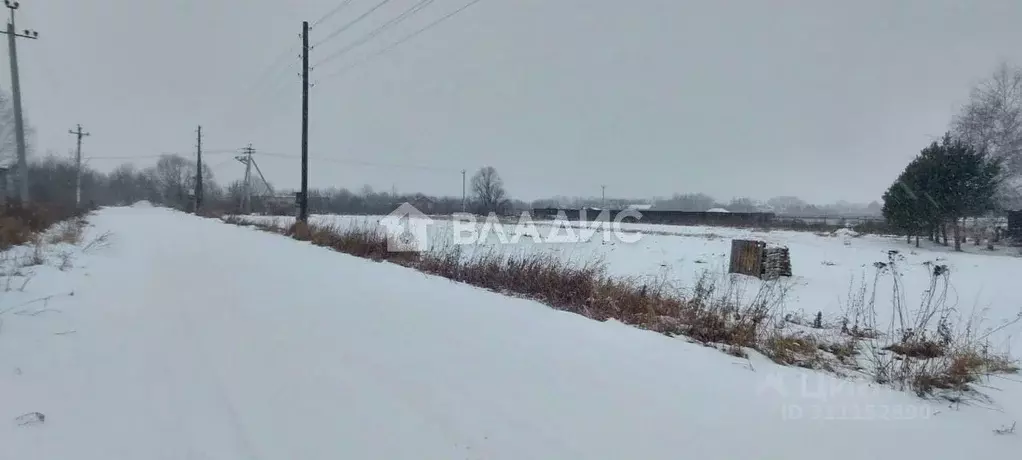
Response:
[86,150,239,161]
[312,0,395,49]
[206,156,241,170]
[312,0,356,27]
[202,43,299,129]
[212,0,360,127]
[313,0,435,69]
[255,151,461,174]
[317,0,485,82]
[249,46,299,92]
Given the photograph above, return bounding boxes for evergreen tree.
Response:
[883,133,1002,251]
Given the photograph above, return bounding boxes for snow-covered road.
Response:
[2,207,1019,459]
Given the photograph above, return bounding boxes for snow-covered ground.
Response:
[248,213,1022,355]
[2,207,1021,458]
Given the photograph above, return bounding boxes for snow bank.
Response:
[131,200,152,208]
[832,227,859,238]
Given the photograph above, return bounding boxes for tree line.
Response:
[882,63,1022,251]
[17,150,889,219]
[14,151,528,217]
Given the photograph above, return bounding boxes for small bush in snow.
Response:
[0,201,86,250]
[47,217,86,245]
[840,250,1021,397]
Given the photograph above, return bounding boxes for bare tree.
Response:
[653,193,718,211]
[471,166,508,213]
[154,154,199,208]
[0,89,36,175]
[727,197,761,213]
[952,62,1022,209]
[0,91,15,168]
[183,161,216,197]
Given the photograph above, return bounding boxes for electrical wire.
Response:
[206,156,241,170]
[312,0,395,48]
[86,150,240,161]
[313,0,435,69]
[202,43,300,129]
[255,151,461,174]
[249,46,300,93]
[205,0,367,127]
[317,0,485,82]
[312,0,357,27]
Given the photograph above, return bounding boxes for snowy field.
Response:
[1,206,1020,458]
[248,213,1022,355]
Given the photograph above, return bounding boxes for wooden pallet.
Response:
[729,239,765,277]
[728,239,792,279]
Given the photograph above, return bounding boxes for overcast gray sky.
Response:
[6,0,1022,203]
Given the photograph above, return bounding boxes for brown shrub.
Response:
[0,201,83,250]
[820,339,859,364]
[47,217,86,245]
[884,340,946,360]
[762,332,822,368]
[286,221,419,263]
[198,208,229,219]
[0,216,34,250]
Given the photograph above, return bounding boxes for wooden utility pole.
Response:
[299,20,310,222]
[601,185,606,209]
[68,124,89,208]
[194,126,203,213]
[2,0,38,203]
[461,169,466,212]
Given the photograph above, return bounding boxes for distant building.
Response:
[407,195,436,214]
[626,203,653,211]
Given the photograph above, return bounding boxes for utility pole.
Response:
[194,125,203,213]
[68,124,89,208]
[2,1,38,203]
[461,169,466,213]
[601,185,606,209]
[299,20,310,223]
[236,145,254,214]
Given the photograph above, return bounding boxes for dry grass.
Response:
[46,217,87,245]
[0,202,85,250]
[57,250,74,271]
[837,250,1022,397]
[884,339,946,360]
[907,347,1018,396]
[0,216,35,250]
[28,239,45,266]
[223,215,803,361]
[221,215,1019,398]
[286,221,419,263]
[819,338,859,365]
[762,332,821,368]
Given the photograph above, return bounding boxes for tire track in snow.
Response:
[150,240,264,460]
